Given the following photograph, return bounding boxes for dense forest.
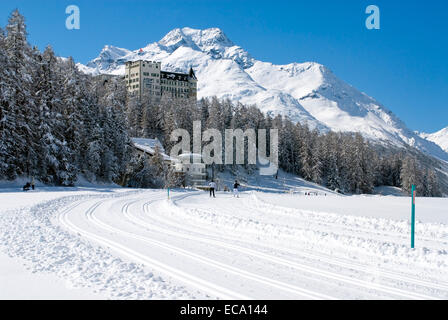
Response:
[0,10,442,196]
[0,10,133,186]
[128,93,442,196]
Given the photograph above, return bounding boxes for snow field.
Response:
[1,188,447,299]
[0,191,197,299]
[154,193,448,299]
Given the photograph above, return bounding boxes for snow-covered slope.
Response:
[2,187,448,299]
[419,127,448,153]
[78,27,448,160]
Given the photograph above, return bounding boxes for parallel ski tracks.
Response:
[58,196,249,300]
[59,194,334,299]
[57,191,447,300]
[92,198,335,300]
[129,197,445,299]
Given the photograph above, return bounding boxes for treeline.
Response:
[128,93,442,196]
[0,10,132,185]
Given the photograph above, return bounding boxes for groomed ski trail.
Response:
[54,190,448,300]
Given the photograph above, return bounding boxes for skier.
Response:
[209,180,216,198]
[31,177,35,190]
[233,180,240,198]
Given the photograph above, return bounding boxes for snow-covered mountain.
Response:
[78,27,448,160]
[419,127,448,153]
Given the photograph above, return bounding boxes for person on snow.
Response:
[233,180,240,198]
[31,177,35,190]
[23,182,31,192]
[209,180,216,198]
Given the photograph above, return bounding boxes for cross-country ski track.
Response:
[51,190,448,300]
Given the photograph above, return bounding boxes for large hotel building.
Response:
[124,60,198,100]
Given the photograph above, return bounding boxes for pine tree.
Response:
[299,127,313,181]
[310,135,323,185]
[32,46,60,183]
[2,10,35,179]
[127,154,156,188]
[165,165,184,188]
[400,156,419,195]
[426,169,441,197]
[149,146,167,188]
[0,27,13,178]
[127,95,144,137]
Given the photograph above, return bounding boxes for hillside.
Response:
[419,127,448,153]
[78,27,448,161]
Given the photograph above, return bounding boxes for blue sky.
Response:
[1,0,447,133]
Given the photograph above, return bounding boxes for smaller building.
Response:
[131,138,207,187]
[172,153,207,186]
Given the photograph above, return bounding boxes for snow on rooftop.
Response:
[177,153,203,158]
[131,138,172,161]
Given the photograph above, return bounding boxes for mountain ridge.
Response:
[419,127,448,153]
[77,27,448,161]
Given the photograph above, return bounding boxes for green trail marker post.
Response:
[411,185,416,249]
